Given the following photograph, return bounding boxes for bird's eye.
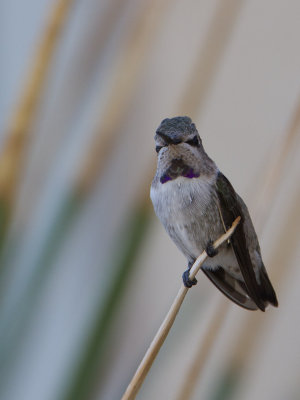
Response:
[156,145,163,153]
[186,136,199,146]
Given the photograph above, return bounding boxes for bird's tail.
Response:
[260,266,278,307]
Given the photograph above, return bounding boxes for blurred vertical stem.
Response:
[177,0,244,117]
[60,201,152,400]
[209,368,240,400]
[252,94,300,234]
[0,0,171,390]
[0,0,75,253]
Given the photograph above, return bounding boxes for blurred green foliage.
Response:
[60,202,151,400]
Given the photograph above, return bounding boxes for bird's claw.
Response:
[206,240,218,257]
[182,269,197,288]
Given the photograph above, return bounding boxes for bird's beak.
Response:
[156,131,181,145]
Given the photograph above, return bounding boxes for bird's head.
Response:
[154,116,202,154]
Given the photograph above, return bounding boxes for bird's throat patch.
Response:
[160,158,200,184]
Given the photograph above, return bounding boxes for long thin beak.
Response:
[156,131,181,145]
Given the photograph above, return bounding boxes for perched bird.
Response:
[150,116,278,311]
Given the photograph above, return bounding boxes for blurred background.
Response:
[0,1,300,399]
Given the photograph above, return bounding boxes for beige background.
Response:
[0,1,300,400]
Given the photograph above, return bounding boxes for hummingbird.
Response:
[150,116,278,311]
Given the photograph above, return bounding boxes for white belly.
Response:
[151,176,220,259]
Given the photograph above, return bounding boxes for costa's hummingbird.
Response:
[150,116,278,311]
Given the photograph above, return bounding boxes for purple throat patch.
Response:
[160,158,200,184]
[160,167,199,184]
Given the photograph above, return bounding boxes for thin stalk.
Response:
[0,0,74,247]
[177,0,244,117]
[252,94,300,234]
[121,217,240,400]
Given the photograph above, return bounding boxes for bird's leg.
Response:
[206,239,218,257]
[182,260,197,288]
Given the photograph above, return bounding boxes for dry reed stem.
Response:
[253,94,300,234]
[0,0,74,206]
[121,217,241,400]
[177,0,244,117]
[76,0,171,195]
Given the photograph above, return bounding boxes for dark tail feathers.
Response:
[260,267,278,307]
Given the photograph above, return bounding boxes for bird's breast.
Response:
[151,175,215,225]
[151,175,221,260]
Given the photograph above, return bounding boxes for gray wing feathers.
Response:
[212,172,278,310]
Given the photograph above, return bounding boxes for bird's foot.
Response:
[182,267,197,288]
[206,240,218,257]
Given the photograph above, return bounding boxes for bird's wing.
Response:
[213,172,266,311]
[202,266,258,310]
